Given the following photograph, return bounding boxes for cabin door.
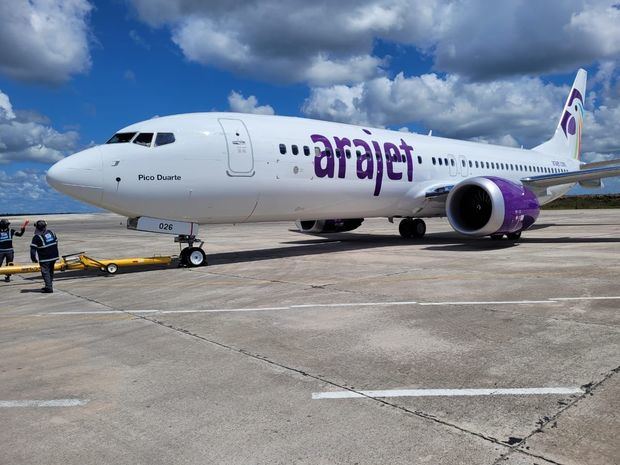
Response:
[219,118,255,176]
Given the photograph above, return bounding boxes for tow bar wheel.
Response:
[105,263,119,274]
[186,247,207,267]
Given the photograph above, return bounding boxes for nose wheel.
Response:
[176,235,208,267]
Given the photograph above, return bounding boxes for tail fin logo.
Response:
[560,89,584,160]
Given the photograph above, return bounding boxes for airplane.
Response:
[47,69,620,267]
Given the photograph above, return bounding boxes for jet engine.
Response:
[446,177,539,237]
[295,218,364,233]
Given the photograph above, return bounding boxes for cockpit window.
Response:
[155,133,175,146]
[106,132,137,144]
[133,133,154,147]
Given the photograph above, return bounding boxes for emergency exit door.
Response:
[219,118,255,176]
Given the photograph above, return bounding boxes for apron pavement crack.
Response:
[56,287,614,465]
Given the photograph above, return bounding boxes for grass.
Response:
[542,194,620,209]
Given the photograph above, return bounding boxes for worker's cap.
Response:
[0,219,9,229]
[35,220,47,230]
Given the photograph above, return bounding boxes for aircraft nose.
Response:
[47,147,103,205]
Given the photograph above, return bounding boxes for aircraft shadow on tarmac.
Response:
[12,229,620,281]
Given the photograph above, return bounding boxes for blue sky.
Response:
[1,0,619,214]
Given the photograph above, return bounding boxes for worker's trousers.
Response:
[40,260,56,290]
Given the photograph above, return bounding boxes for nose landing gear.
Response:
[175,235,207,267]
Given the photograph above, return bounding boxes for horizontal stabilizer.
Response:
[580,158,620,170]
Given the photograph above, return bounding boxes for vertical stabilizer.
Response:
[534,69,587,160]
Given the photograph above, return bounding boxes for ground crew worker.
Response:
[1,219,28,282]
[30,220,59,293]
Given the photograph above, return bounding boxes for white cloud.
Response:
[303,73,567,148]
[228,91,274,115]
[0,0,93,84]
[0,169,96,213]
[0,90,79,164]
[129,0,620,84]
[431,1,620,79]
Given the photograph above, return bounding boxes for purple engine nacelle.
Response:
[446,177,540,237]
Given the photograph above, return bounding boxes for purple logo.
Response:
[560,89,583,137]
[311,130,414,196]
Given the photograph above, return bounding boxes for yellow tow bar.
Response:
[0,252,173,276]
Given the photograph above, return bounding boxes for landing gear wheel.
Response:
[105,263,118,275]
[184,247,207,267]
[506,231,522,241]
[179,248,190,266]
[399,218,426,239]
[490,234,504,240]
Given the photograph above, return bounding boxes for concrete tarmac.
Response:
[1,210,619,465]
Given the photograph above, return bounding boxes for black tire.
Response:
[490,234,504,240]
[411,219,426,238]
[185,247,207,267]
[105,263,118,274]
[399,218,426,239]
[399,218,415,239]
[506,231,522,240]
[179,248,190,266]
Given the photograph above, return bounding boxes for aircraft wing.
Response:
[522,165,620,189]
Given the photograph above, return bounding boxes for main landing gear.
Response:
[399,218,426,239]
[490,231,522,241]
[175,235,207,267]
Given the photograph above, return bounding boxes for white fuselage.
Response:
[47,113,578,224]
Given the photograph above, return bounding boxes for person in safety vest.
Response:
[1,219,28,282]
[30,220,59,293]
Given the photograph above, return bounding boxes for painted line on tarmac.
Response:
[312,387,584,400]
[39,296,620,316]
[418,300,557,306]
[0,399,89,408]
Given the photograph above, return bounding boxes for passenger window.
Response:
[303,146,310,156]
[356,150,361,158]
[336,149,342,158]
[155,132,175,146]
[444,158,448,166]
[315,147,321,156]
[438,158,443,166]
[475,161,479,168]
[432,157,436,165]
[450,159,455,166]
[485,162,489,169]
[346,149,351,159]
[469,161,473,168]
[106,132,137,144]
[418,156,422,164]
[279,144,287,155]
[133,132,153,147]
[326,149,333,157]
[292,145,299,155]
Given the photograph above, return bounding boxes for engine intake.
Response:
[295,218,364,233]
[446,177,539,236]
